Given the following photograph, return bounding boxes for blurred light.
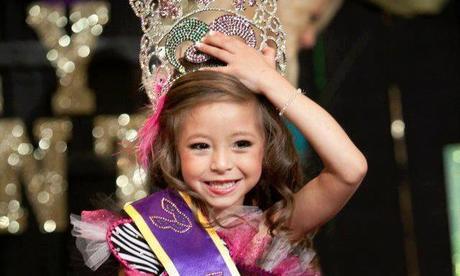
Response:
[55,141,67,153]
[0,216,9,229]
[391,119,405,139]
[29,5,40,17]
[18,143,33,155]
[69,11,81,22]
[88,14,99,25]
[8,200,20,212]
[126,129,138,142]
[116,175,129,188]
[5,183,17,196]
[122,185,134,196]
[78,45,90,58]
[56,16,68,27]
[47,11,59,23]
[12,125,24,138]
[132,167,147,186]
[44,220,56,233]
[71,23,82,33]
[63,61,75,73]
[41,128,53,139]
[118,114,130,126]
[7,153,20,166]
[50,182,63,194]
[37,191,50,204]
[33,149,45,160]
[58,35,71,47]
[8,221,19,233]
[91,24,103,36]
[47,49,58,62]
[92,126,104,138]
[39,139,50,150]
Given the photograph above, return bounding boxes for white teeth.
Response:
[208,181,236,190]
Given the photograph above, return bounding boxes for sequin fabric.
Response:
[81,209,120,225]
[216,206,321,275]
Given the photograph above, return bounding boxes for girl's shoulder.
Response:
[71,209,165,275]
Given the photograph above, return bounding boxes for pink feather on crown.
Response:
[137,72,169,168]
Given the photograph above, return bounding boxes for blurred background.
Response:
[0,0,459,275]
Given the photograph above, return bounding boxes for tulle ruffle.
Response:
[70,210,121,271]
[216,206,319,276]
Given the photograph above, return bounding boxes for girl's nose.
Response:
[210,149,233,173]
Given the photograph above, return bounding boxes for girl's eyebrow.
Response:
[231,131,258,138]
[185,131,258,140]
[185,133,210,140]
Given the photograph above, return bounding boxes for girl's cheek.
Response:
[239,151,264,170]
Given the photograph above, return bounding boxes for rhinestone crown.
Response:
[129,0,287,106]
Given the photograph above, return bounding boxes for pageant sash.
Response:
[124,189,240,276]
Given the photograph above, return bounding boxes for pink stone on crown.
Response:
[233,0,256,11]
[209,15,256,48]
[159,0,181,18]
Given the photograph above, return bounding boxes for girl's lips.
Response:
[204,179,241,196]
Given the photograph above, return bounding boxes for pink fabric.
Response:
[81,209,120,226]
[217,219,320,276]
[218,222,270,267]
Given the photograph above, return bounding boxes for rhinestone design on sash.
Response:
[150,197,193,233]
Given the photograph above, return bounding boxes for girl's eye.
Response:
[189,143,209,150]
[235,140,252,148]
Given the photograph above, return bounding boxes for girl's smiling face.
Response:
[177,100,265,214]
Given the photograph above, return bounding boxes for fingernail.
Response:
[195,41,203,47]
[209,30,217,36]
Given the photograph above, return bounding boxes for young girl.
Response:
[71,30,366,275]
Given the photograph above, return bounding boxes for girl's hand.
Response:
[196,31,279,94]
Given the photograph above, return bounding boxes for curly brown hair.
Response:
[147,70,304,238]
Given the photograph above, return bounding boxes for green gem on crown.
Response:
[165,18,210,73]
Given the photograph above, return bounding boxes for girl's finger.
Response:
[262,46,276,68]
[195,42,232,63]
[198,66,228,74]
[262,46,275,58]
[201,31,242,54]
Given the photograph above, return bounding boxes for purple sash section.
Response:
[129,189,235,275]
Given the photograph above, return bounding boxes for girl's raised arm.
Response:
[260,68,368,235]
[197,31,367,235]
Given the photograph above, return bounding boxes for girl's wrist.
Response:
[258,69,294,97]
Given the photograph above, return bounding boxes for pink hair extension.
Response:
[137,94,166,168]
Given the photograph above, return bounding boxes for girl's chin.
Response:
[205,197,244,214]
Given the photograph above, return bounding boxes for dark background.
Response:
[0,0,459,275]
